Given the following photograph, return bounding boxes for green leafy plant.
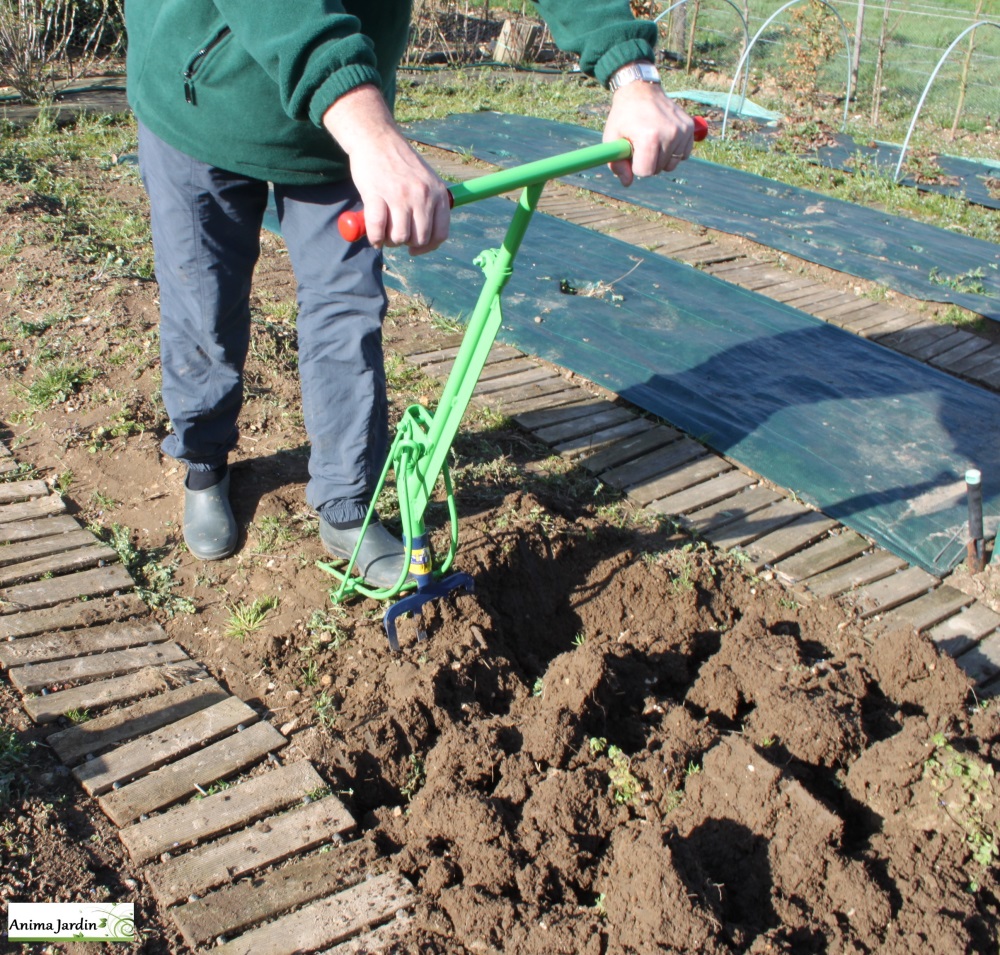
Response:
[313,690,338,729]
[401,753,426,802]
[25,363,96,408]
[607,745,641,805]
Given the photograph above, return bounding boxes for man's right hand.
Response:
[322,85,450,255]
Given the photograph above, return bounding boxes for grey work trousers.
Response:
[138,122,389,525]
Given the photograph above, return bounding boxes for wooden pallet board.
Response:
[773,531,870,585]
[904,329,970,363]
[212,872,414,955]
[532,405,636,445]
[477,376,575,408]
[954,632,1000,685]
[0,563,134,615]
[631,454,732,507]
[48,679,229,767]
[98,720,287,826]
[928,603,1000,657]
[0,479,49,504]
[10,641,190,694]
[486,384,593,417]
[876,585,974,634]
[512,398,613,431]
[682,486,783,537]
[23,661,208,724]
[848,566,939,619]
[74,695,260,796]
[474,367,558,396]
[704,497,810,551]
[320,914,414,955]
[0,514,80,545]
[0,542,119,589]
[926,335,990,371]
[647,469,755,518]
[554,417,652,459]
[800,551,909,600]
[0,619,168,669]
[0,494,66,524]
[742,511,839,573]
[600,437,709,493]
[120,758,325,865]
[171,841,371,949]
[0,592,147,640]
[147,796,356,907]
[577,425,682,475]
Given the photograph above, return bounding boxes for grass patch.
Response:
[25,362,96,408]
[225,595,279,640]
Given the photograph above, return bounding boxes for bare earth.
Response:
[0,123,998,954]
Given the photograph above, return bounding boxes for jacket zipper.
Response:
[183,26,231,105]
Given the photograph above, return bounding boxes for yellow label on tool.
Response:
[409,548,431,576]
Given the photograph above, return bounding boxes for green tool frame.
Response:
[319,138,633,651]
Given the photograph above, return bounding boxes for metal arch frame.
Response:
[654,0,752,116]
[720,0,853,139]
[893,20,1000,182]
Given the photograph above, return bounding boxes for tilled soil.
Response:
[0,116,998,954]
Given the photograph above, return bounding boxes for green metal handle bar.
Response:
[323,128,705,648]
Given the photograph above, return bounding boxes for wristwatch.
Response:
[607,61,661,93]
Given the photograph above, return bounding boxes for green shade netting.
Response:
[407,113,1000,322]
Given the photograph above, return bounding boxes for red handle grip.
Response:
[338,116,709,243]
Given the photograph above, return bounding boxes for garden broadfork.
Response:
[319,119,708,651]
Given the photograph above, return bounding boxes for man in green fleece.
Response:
[125,1,694,585]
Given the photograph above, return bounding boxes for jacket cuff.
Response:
[308,62,386,127]
[593,38,657,89]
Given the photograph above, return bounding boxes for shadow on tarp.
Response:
[377,197,1000,577]
[405,113,1000,323]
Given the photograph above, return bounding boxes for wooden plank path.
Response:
[0,469,417,952]
[397,333,1000,698]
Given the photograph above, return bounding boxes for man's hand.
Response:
[603,81,695,187]
[323,85,450,255]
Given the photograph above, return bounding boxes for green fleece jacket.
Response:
[125,1,657,185]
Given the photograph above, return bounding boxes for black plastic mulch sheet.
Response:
[377,197,1000,577]
[407,113,1000,323]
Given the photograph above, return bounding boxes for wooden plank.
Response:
[120,759,326,866]
[904,329,969,362]
[927,334,989,371]
[578,426,682,475]
[877,585,973,634]
[928,603,1000,657]
[10,641,189,693]
[0,542,118,588]
[48,679,229,766]
[73,696,259,796]
[650,234,713,256]
[0,619,168,669]
[839,304,906,332]
[860,311,933,337]
[534,406,636,445]
[766,279,823,303]
[320,915,414,955]
[212,872,413,955]
[98,720,287,826]
[630,454,731,506]
[474,367,556,396]
[947,343,1000,377]
[600,438,708,492]
[954,632,1000,684]
[682,486,783,536]
[477,357,541,382]
[779,285,846,309]
[811,295,875,320]
[801,551,908,600]
[0,592,146,640]
[147,796,356,907]
[0,514,80,545]
[647,469,754,517]
[391,332,464,357]
[704,498,809,551]
[486,385,591,416]
[742,511,839,572]
[513,398,612,431]
[172,841,370,948]
[555,418,651,459]
[0,494,66,524]
[476,376,572,407]
[0,563,134,614]
[24,661,207,724]
[0,479,49,504]
[773,530,870,584]
[849,566,939,619]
